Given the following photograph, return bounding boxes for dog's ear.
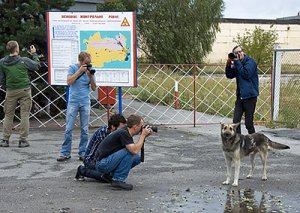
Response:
[221,123,224,129]
[232,122,240,129]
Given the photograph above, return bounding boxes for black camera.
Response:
[228,52,238,60]
[143,125,158,133]
[86,63,96,75]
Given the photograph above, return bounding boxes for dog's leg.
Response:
[247,152,256,179]
[232,159,240,186]
[223,154,232,185]
[260,151,268,180]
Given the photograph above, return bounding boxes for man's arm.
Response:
[67,65,86,86]
[225,60,237,79]
[235,58,257,80]
[87,71,96,91]
[125,128,152,154]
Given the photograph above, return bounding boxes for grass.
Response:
[125,67,300,128]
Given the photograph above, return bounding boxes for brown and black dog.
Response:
[221,123,290,186]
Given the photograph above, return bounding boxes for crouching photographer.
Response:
[93,114,154,190]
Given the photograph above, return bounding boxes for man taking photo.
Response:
[94,114,153,190]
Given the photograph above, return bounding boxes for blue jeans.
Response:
[60,102,90,157]
[95,148,141,182]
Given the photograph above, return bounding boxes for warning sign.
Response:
[121,17,130,26]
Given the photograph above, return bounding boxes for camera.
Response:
[228,52,238,60]
[143,125,158,133]
[86,63,96,75]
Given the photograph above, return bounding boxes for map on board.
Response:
[81,31,131,68]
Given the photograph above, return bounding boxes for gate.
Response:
[0,64,273,128]
[272,48,300,128]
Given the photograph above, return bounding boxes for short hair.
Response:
[78,51,91,63]
[126,114,143,128]
[232,45,243,52]
[107,114,126,130]
[6,41,19,54]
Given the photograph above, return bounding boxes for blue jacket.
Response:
[225,55,259,99]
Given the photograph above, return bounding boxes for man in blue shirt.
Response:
[57,52,96,161]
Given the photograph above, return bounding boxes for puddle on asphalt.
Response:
[160,186,299,213]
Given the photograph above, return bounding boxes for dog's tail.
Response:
[267,139,290,150]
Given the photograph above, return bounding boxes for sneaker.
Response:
[18,140,30,148]
[0,140,9,147]
[78,156,85,161]
[74,165,85,181]
[101,173,113,183]
[111,180,133,190]
[57,155,71,162]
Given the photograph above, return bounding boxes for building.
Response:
[204,17,300,64]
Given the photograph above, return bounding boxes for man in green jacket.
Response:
[0,40,40,147]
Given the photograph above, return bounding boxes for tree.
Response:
[138,0,224,64]
[0,0,75,57]
[233,26,279,65]
[97,0,137,11]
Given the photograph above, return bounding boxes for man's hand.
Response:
[226,59,233,67]
[141,126,152,138]
[29,45,36,55]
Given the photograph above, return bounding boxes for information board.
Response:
[46,11,137,86]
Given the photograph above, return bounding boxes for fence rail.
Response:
[0,60,299,128]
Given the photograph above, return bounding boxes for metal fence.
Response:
[272,48,300,128]
[0,63,277,129]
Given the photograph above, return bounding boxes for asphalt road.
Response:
[0,125,299,213]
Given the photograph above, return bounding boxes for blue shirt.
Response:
[68,64,94,105]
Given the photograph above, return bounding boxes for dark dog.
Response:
[221,123,290,186]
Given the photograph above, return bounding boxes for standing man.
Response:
[0,41,40,147]
[225,46,259,134]
[57,52,96,161]
[94,114,153,190]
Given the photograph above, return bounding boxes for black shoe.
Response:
[57,155,71,162]
[111,180,133,190]
[0,140,9,147]
[78,156,85,161]
[18,140,30,148]
[101,173,113,183]
[75,165,85,181]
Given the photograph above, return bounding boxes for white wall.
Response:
[204,21,300,64]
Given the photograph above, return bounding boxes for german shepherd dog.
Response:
[221,123,290,186]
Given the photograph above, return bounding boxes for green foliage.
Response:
[138,0,224,64]
[0,0,75,57]
[97,0,137,11]
[233,26,278,65]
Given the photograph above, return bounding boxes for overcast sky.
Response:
[223,0,300,19]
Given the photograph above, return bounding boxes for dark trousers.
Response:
[233,97,257,134]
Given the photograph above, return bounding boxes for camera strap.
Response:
[76,72,85,80]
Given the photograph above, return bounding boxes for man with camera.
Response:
[75,113,126,181]
[0,41,40,148]
[57,51,96,162]
[225,46,259,134]
[94,114,153,190]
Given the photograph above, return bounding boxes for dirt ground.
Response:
[0,125,299,213]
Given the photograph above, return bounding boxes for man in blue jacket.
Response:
[225,46,259,134]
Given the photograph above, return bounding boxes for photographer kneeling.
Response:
[94,114,153,190]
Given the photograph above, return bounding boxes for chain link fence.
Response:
[0,63,277,129]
